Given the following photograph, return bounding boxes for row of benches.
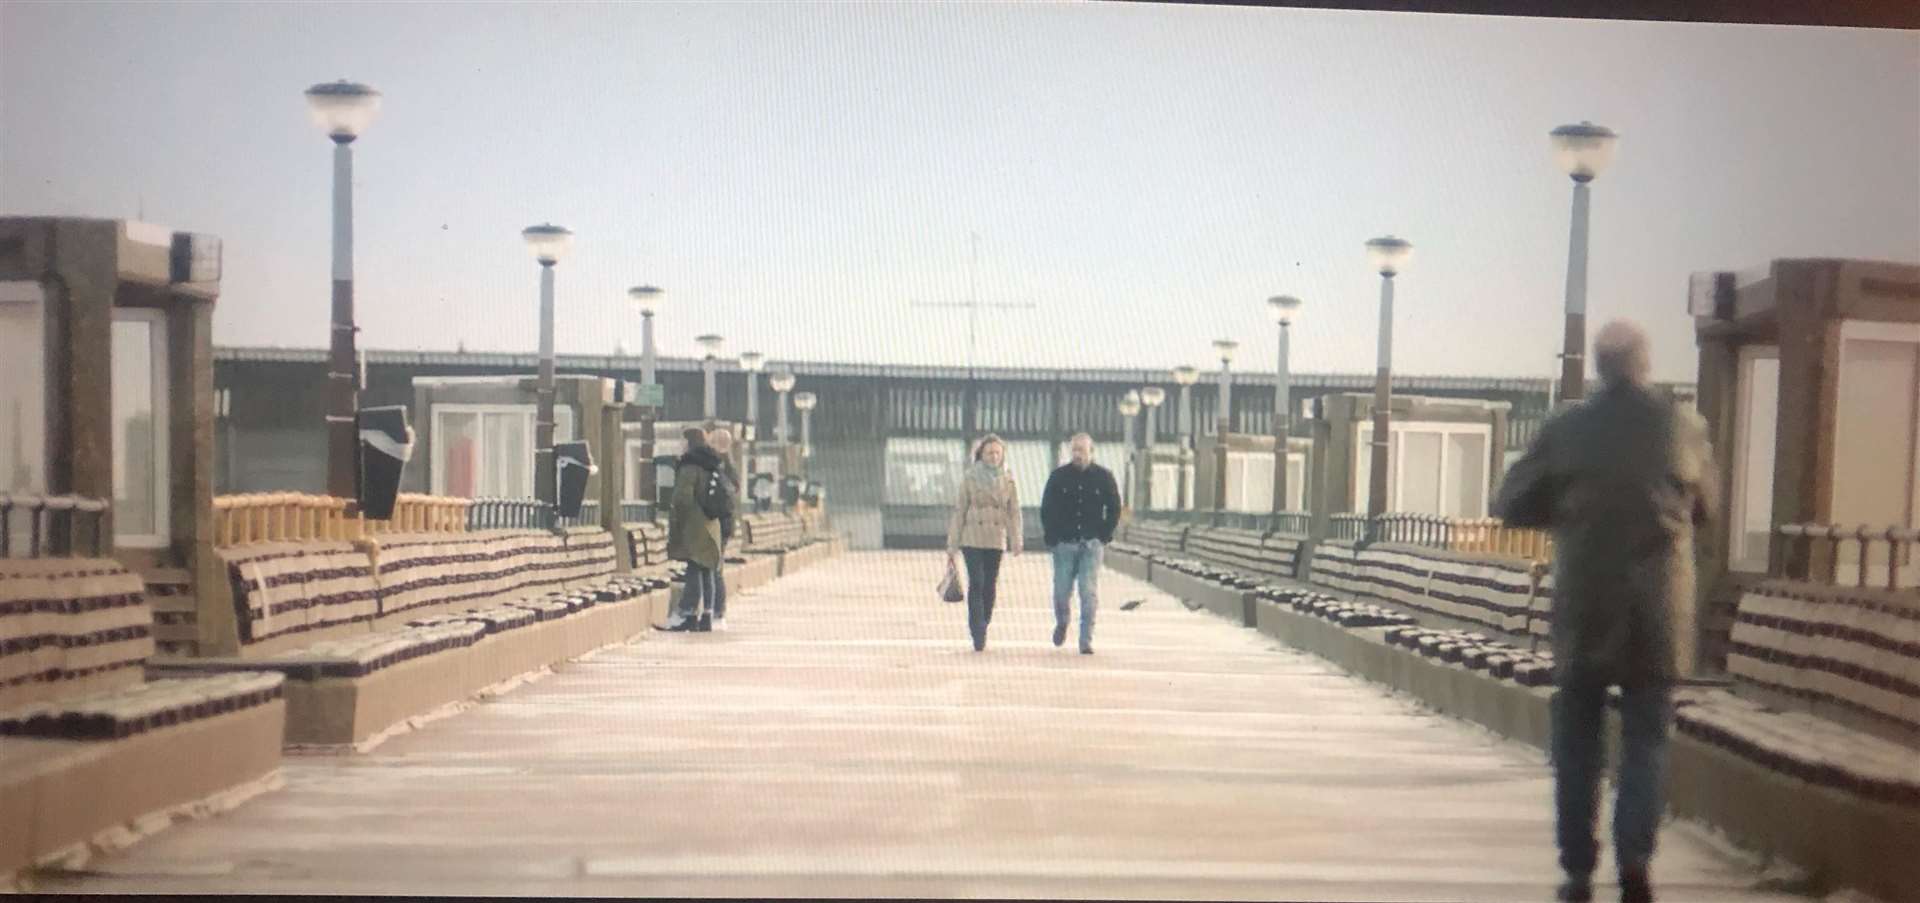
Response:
[2,519,847,886]
[1111,521,1920,901]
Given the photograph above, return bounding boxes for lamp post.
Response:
[793,391,817,479]
[305,80,381,503]
[1212,339,1239,513]
[696,334,724,422]
[1117,390,1141,509]
[1550,121,1619,407]
[770,370,796,445]
[769,370,797,507]
[1140,387,1164,511]
[522,223,574,513]
[1173,365,1198,510]
[629,285,663,510]
[1267,295,1303,513]
[1365,236,1413,520]
[740,351,764,501]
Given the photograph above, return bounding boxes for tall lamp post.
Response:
[769,370,797,505]
[770,370,796,444]
[1117,390,1141,509]
[305,80,381,502]
[1172,365,1199,510]
[630,284,664,511]
[1365,236,1413,520]
[696,334,724,422]
[739,351,764,498]
[1139,387,1165,511]
[793,391,817,479]
[1212,339,1239,514]
[1267,295,1303,513]
[1550,121,1619,407]
[523,223,574,513]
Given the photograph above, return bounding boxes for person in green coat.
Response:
[663,428,725,631]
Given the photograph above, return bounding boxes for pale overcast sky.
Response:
[3,2,1916,381]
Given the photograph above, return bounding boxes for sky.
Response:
[3,3,1916,382]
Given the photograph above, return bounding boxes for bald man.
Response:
[1495,320,1716,903]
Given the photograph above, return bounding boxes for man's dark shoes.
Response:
[695,614,713,632]
[1555,876,1593,902]
[1053,622,1067,647]
[1079,645,1093,655]
[1619,869,1653,903]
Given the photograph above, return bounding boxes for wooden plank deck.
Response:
[35,552,1804,900]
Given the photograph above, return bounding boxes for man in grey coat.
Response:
[1494,320,1716,903]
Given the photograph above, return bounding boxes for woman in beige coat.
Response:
[948,434,1022,651]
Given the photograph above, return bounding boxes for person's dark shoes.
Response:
[1053,622,1067,647]
[1618,868,1653,903]
[696,613,713,632]
[656,618,695,632]
[1554,876,1593,902]
[972,638,985,652]
[1079,645,1094,655]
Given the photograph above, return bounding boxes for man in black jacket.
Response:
[1494,320,1715,903]
[1040,433,1122,654]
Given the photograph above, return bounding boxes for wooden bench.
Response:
[1,558,285,881]
[1306,540,1545,639]
[1180,526,1305,584]
[1662,582,1920,900]
[158,528,669,749]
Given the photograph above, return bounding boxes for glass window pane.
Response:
[1151,462,1178,510]
[0,289,45,495]
[1287,454,1306,512]
[1004,441,1052,507]
[1733,355,1780,571]
[885,438,966,506]
[483,411,531,499]
[112,318,159,538]
[1401,431,1444,516]
[555,406,575,443]
[437,411,481,497]
[1229,451,1273,513]
[1447,432,1488,518]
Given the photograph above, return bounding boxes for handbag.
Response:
[937,559,965,603]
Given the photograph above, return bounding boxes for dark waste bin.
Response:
[555,440,596,519]
[356,405,414,520]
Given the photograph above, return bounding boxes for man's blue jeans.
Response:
[1050,539,1103,650]
[1552,680,1673,880]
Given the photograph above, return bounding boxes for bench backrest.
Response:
[1727,582,1920,743]
[1309,541,1543,637]
[0,558,152,711]
[220,528,620,651]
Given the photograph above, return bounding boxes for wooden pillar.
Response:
[1772,261,1841,578]
[47,222,120,545]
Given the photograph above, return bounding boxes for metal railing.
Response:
[557,501,658,528]
[467,497,555,531]
[212,493,474,547]
[1777,523,1919,592]
[1139,510,1310,535]
[1,493,111,558]
[1371,513,1455,547]
[1138,508,1553,563]
[1269,512,1312,536]
[1329,514,1370,542]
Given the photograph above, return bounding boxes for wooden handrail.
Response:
[212,493,475,548]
